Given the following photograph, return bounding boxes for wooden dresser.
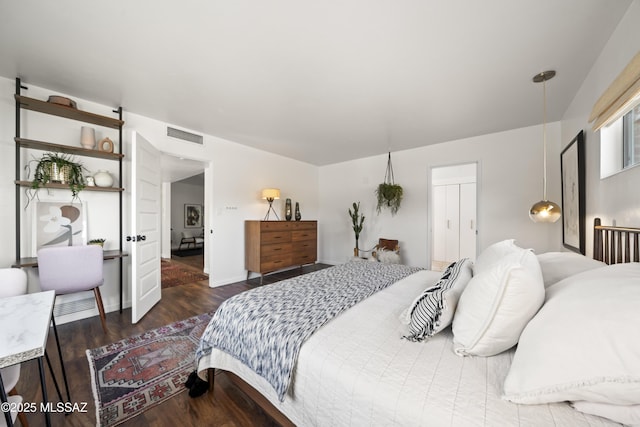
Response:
[245,220,317,281]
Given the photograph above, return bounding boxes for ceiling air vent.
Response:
[167,126,203,145]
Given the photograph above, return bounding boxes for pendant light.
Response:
[529,70,561,223]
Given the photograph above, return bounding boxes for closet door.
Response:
[444,184,460,262]
[432,185,448,266]
[459,182,477,260]
[432,184,460,269]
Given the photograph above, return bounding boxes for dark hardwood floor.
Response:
[16,258,330,427]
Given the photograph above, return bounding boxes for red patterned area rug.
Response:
[161,259,208,288]
[86,312,213,426]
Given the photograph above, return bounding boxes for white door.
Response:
[431,163,477,270]
[459,182,477,260]
[444,184,461,262]
[432,184,449,270]
[130,132,162,323]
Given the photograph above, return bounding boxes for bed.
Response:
[195,218,640,426]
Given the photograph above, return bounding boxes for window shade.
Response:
[589,51,640,131]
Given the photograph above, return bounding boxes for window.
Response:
[623,104,640,169]
[600,104,640,178]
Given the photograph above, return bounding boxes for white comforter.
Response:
[198,270,620,426]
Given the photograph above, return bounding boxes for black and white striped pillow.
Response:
[403,258,473,342]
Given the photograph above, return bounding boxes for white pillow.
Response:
[536,251,606,287]
[503,263,640,405]
[571,401,640,426]
[473,239,520,274]
[452,248,544,356]
[402,259,473,341]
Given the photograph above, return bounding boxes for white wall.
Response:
[560,0,640,257]
[120,111,321,287]
[318,122,562,267]
[171,178,204,248]
[0,77,320,318]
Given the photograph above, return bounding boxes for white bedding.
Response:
[198,270,621,426]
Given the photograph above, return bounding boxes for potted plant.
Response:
[26,152,87,204]
[375,152,403,215]
[88,238,106,247]
[348,201,365,257]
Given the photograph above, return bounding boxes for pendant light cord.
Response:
[542,77,548,201]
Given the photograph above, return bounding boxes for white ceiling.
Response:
[0,0,632,166]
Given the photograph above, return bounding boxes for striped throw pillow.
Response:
[403,258,473,342]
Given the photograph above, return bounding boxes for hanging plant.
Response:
[375,152,403,215]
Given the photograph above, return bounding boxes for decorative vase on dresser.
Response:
[295,202,301,221]
[285,198,292,221]
[245,220,317,283]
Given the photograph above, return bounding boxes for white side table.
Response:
[0,290,55,427]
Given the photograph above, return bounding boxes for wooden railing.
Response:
[593,217,640,264]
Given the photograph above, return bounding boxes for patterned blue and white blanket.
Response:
[196,260,421,401]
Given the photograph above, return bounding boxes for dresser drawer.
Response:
[293,249,316,265]
[261,243,292,257]
[292,239,316,252]
[261,231,292,244]
[261,255,293,272]
[292,229,316,242]
[290,221,316,230]
[261,221,292,232]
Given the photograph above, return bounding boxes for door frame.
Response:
[428,161,480,270]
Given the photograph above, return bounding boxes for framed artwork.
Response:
[32,201,87,255]
[561,130,586,254]
[184,204,202,228]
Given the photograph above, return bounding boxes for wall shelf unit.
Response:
[14,78,127,311]
[15,94,124,128]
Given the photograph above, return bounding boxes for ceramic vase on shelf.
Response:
[285,198,292,221]
[93,170,113,187]
[80,126,96,149]
[295,202,301,221]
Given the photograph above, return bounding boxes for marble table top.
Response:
[0,290,55,369]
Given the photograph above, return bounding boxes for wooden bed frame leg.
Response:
[208,368,215,392]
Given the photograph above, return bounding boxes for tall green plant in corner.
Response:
[349,201,365,257]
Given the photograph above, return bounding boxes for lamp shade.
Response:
[261,188,280,200]
[529,200,561,223]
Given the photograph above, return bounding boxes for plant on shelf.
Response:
[88,238,106,247]
[376,152,403,215]
[348,201,365,257]
[26,152,87,205]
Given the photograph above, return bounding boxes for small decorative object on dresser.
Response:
[93,169,114,187]
[295,202,301,221]
[285,198,292,221]
[80,126,96,149]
